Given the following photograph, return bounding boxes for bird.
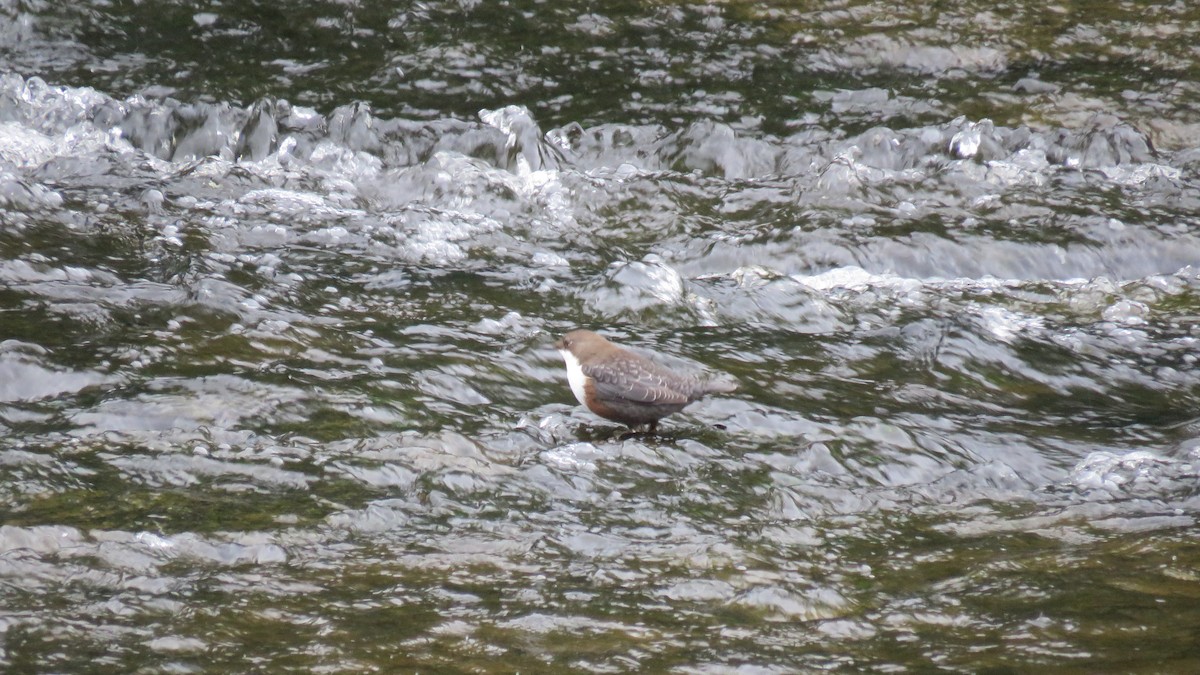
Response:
[553,329,737,432]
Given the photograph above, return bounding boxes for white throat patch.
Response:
[559,349,590,407]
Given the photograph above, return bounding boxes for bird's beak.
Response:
[553,338,564,350]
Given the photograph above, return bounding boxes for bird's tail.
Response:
[702,378,739,395]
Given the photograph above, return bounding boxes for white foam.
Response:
[975,305,1044,342]
[1069,450,1167,492]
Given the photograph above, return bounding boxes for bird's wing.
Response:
[584,358,693,406]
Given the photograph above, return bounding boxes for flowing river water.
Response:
[2,0,1200,671]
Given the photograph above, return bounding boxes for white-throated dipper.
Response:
[554,329,737,432]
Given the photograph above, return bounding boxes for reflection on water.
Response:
[2,0,1200,671]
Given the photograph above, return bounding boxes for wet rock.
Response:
[1049,114,1155,168]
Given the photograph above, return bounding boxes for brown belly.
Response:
[585,393,687,427]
